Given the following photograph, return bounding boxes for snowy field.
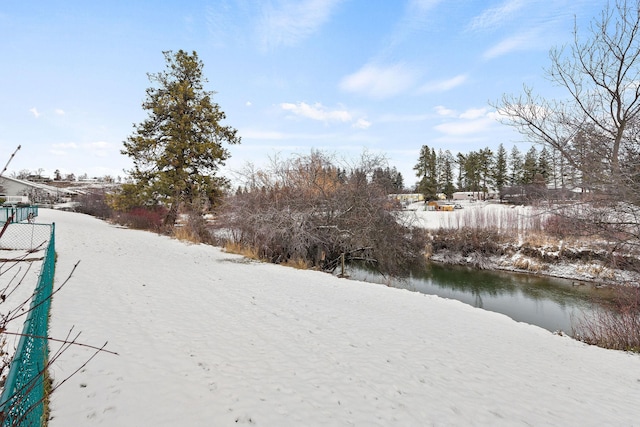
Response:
[39,209,640,426]
[402,200,538,231]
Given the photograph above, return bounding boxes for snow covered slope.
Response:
[42,209,640,426]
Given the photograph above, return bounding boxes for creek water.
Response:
[347,263,614,335]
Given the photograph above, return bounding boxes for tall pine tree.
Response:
[414,145,438,200]
[117,50,241,226]
[494,144,508,200]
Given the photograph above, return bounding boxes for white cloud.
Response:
[434,106,456,117]
[460,108,488,120]
[420,74,468,93]
[52,142,78,149]
[245,101,252,107]
[258,0,343,50]
[55,108,65,115]
[352,118,371,130]
[280,102,352,123]
[378,113,431,123]
[435,119,494,136]
[434,107,500,136]
[483,32,532,59]
[88,141,110,149]
[29,107,40,118]
[467,0,525,32]
[340,63,418,98]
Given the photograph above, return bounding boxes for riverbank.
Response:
[405,200,640,287]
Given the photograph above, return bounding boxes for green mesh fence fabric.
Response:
[0,223,54,427]
[0,208,38,225]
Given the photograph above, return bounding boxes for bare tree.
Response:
[216,150,427,277]
[497,0,640,257]
[498,1,640,190]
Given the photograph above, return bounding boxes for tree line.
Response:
[413,143,579,202]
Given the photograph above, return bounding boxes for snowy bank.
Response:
[406,200,640,286]
[42,209,640,426]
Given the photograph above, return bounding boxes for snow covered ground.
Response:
[404,200,640,285]
[402,200,537,231]
[40,208,640,426]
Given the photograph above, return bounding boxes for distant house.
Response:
[390,193,425,204]
[452,192,476,201]
[426,201,454,211]
[0,175,78,204]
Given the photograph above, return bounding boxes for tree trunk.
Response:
[164,202,179,228]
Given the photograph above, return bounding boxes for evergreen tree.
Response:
[462,151,482,198]
[414,145,438,200]
[439,150,456,199]
[522,146,538,184]
[372,166,404,193]
[494,144,508,199]
[537,147,551,184]
[456,153,466,190]
[392,169,404,192]
[478,147,494,199]
[117,50,241,226]
[509,145,523,186]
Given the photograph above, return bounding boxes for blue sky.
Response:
[0,0,604,187]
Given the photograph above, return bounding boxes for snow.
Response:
[405,200,640,285]
[402,200,537,230]
[38,208,640,426]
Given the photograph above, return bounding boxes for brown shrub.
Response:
[574,287,640,352]
[112,206,167,231]
[431,227,504,256]
[173,211,214,244]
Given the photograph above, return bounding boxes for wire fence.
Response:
[0,221,49,253]
[0,223,55,426]
[0,208,39,225]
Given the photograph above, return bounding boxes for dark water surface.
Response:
[347,263,614,335]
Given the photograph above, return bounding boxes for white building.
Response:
[0,176,77,204]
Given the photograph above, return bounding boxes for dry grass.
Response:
[576,263,617,280]
[172,225,202,244]
[223,241,263,261]
[281,257,311,270]
[512,256,546,272]
[521,231,561,247]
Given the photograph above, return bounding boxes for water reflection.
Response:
[347,263,613,335]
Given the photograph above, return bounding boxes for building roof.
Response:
[0,175,78,195]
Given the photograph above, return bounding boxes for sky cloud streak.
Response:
[258,0,343,51]
[467,0,525,32]
[420,74,468,93]
[340,63,418,98]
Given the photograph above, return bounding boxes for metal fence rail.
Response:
[0,223,55,427]
[0,207,38,225]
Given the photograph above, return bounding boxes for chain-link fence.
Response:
[0,207,38,225]
[0,222,54,426]
[0,222,50,252]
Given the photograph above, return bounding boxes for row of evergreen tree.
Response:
[413,143,577,200]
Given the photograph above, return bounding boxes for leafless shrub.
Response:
[173,210,215,244]
[430,227,504,257]
[215,150,428,276]
[574,287,640,352]
[111,206,167,231]
[75,190,112,219]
